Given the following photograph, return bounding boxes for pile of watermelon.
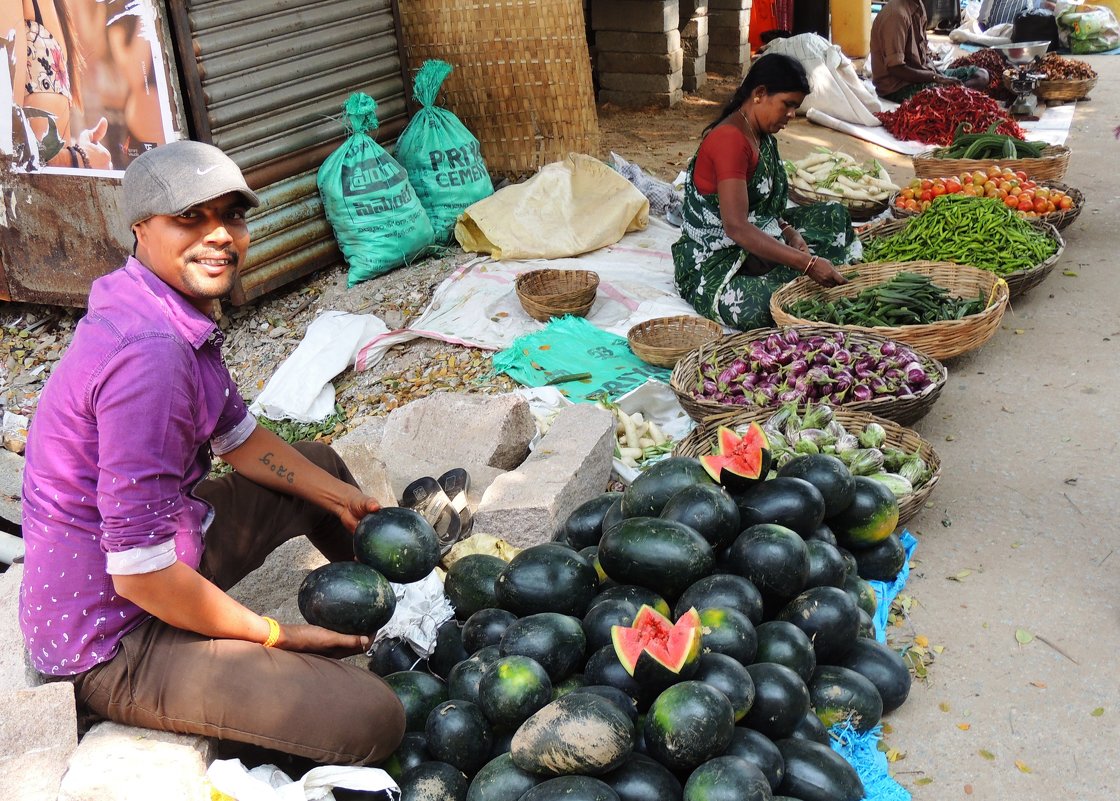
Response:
[342,437,913,801]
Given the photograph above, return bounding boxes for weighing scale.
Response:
[990,41,1051,120]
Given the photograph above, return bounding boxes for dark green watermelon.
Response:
[777,454,855,518]
[430,619,470,680]
[511,692,635,776]
[386,670,448,733]
[722,727,784,791]
[426,699,494,776]
[682,754,771,801]
[659,484,741,551]
[466,753,540,801]
[788,708,830,746]
[477,655,553,730]
[354,507,440,584]
[620,457,714,518]
[400,761,469,801]
[499,613,587,682]
[692,652,754,721]
[851,532,906,582]
[808,665,883,733]
[673,573,764,625]
[446,554,509,621]
[463,608,519,654]
[551,673,589,700]
[856,607,876,640]
[697,606,757,665]
[754,621,817,685]
[735,477,827,536]
[602,496,626,535]
[583,645,648,710]
[369,637,425,677]
[568,685,640,726]
[829,476,898,548]
[448,646,502,705]
[380,730,432,782]
[597,518,715,600]
[776,586,861,662]
[297,561,395,635]
[590,585,671,619]
[741,662,810,740]
[837,547,859,580]
[843,573,878,618]
[489,727,515,759]
[831,637,912,713]
[599,752,682,801]
[776,738,865,801]
[724,524,809,601]
[559,492,625,549]
[583,598,642,653]
[495,544,600,617]
[519,775,620,801]
[643,681,735,771]
[804,540,847,589]
[804,522,838,546]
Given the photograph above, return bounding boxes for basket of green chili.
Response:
[857,195,1064,299]
[770,262,1009,360]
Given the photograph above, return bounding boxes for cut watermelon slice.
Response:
[699,423,771,492]
[611,604,701,690]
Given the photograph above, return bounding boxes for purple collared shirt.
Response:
[19,258,256,675]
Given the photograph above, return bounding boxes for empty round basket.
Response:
[515,269,600,322]
[628,315,725,368]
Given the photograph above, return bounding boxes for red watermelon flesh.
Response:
[700,424,771,487]
[612,605,701,678]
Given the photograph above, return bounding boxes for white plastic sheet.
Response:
[206,758,398,801]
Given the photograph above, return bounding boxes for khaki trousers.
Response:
[70,441,405,765]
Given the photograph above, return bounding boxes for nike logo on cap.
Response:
[196,165,220,175]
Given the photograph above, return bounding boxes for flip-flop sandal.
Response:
[400,476,451,527]
[438,468,474,541]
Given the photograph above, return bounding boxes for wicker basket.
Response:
[888,182,1084,232]
[1036,77,1097,103]
[515,269,599,322]
[859,217,1065,299]
[787,184,890,222]
[668,326,947,427]
[627,316,725,369]
[397,1,600,179]
[769,262,1009,361]
[673,407,941,525]
[911,144,1070,182]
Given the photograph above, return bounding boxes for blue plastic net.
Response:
[869,529,918,642]
[830,721,912,801]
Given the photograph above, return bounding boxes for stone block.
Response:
[0,564,38,693]
[597,48,684,75]
[0,682,77,801]
[330,419,395,505]
[595,29,681,54]
[684,72,709,92]
[473,404,615,548]
[681,0,711,16]
[684,33,710,57]
[708,10,751,45]
[57,721,214,801]
[708,0,751,9]
[228,536,327,618]
[599,69,684,95]
[707,42,752,71]
[598,88,685,108]
[707,58,751,78]
[592,0,679,33]
[379,392,535,472]
[684,54,707,78]
[680,16,710,39]
[0,448,23,526]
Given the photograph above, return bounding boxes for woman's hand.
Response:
[77,117,113,170]
[782,226,809,254]
[805,257,848,288]
[274,622,371,659]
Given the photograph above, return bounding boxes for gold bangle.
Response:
[803,255,818,275]
[261,616,280,648]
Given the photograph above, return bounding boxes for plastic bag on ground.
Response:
[395,60,494,244]
[317,93,435,287]
[1055,0,1120,52]
[206,758,398,801]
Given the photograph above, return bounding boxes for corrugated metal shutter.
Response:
[168,0,409,304]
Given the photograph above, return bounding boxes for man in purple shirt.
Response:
[19,140,404,766]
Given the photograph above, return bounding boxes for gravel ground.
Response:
[0,245,518,446]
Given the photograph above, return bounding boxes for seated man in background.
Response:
[871,0,990,101]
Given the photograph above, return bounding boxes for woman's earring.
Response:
[755,97,761,103]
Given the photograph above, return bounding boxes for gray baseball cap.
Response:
[123,140,260,227]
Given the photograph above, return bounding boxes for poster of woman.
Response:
[1,0,177,175]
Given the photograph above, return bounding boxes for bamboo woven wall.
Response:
[397,0,601,179]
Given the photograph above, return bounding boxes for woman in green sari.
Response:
[673,54,860,331]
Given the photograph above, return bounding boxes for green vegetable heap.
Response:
[786,272,989,327]
[937,122,1048,160]
[863,194,1059,275]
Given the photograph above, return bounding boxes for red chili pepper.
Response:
[875,86,1026,146]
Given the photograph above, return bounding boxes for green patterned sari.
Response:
[672,132,861,331]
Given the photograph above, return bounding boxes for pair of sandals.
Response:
[400,468,473,554]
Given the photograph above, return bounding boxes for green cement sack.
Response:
[395,60,494,244]
[318,93,435,287]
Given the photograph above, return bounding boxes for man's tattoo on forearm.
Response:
[259,452,296,485]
